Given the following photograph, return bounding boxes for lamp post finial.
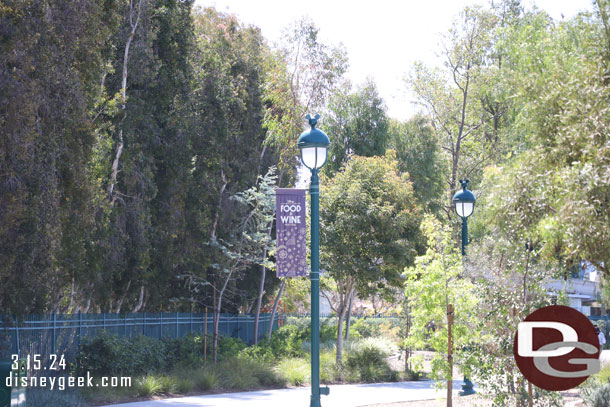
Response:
[306,113,320,129]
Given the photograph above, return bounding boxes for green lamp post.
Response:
[298,113,331,407]
[452,178,476,396]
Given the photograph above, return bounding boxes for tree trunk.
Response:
[405,306,411,371]
[344,287,355,341]
[447,303,454,407]
[67,276,75,313]
[213,281,218,363]
[83,297,91,314]
[336,305,347,365]
[213,271,233,364]
[254,220,273,344]
[203,307,208,367]
[253,257,266,345]
[210,170,227,241]
[108,130,124,204]
[114,280,131,314]
[131,286,145,313]
[213,305,219,364]
[255,167,283,342]
[268,279,286,340]
[108,0,143,205]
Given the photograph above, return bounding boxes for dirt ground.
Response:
[362,390,585,407]
[363,394,490,407]
[381,351,587,407]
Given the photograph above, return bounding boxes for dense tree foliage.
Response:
[0,0,121,313]
[388,116,446,214]
[0,3,288,315]
[0,2,352,317]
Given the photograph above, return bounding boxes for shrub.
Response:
[215,336,247,361]
[75,331,246,377]
[174,375,195,394]
[129,335,168,374]
[350,318,375,338]
[320,351,339,383]
[592,364,610,384]
[215,357,284,390]
[157,375,178,393]
[133,374,177,395]
[276,357,310,386]
[345,336,397,356]
[74,331,125,376]
[75,331,166,377]
[164,333,204,369]
[260,318,339,360]
[582,364,610,406]
[403,367,422,381]
[267,324,309,358]
[134,375,164,397]
[239,342,275,363]
[583,383,610,407]
[249,360,285,387]
[350,317,401,340]
[344,338,396,382]
[192,369,218,391]
[320,319,337,342]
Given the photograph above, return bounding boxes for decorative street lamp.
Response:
[452,179,476,256]
[452,178,476,396]
[298,113,331,407]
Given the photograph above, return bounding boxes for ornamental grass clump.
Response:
[275,357,310,386]
[134,375,164,397]
[344,337,397,383]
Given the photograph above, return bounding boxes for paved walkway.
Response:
[104,380,467,407]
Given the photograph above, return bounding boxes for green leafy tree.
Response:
[320,153,424,364]
[478,3,610,278]
[180,7,275,316]
[407,5,508,216]
[0,0,121,314]
[464,230,561,406]
[93,0,195,312]
[261,18,348,337]
[404,217,479,396]
[263,16,348,184]
[324,79,390,175]
[181,168,276,362]
[388,116,446,215]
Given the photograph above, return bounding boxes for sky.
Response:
[196,0,594,121]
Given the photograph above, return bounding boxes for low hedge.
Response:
[73,332,244,377]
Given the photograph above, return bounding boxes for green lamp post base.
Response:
[459,377,476,396]
[310,387,330,407]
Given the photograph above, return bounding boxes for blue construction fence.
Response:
[0,312,283,367]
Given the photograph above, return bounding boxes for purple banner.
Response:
[276,189,307,278]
